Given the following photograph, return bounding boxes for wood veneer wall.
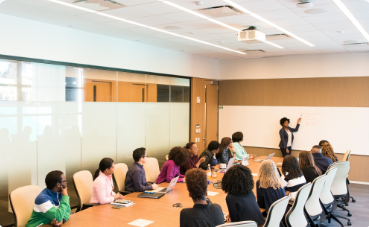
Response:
[219,77,369,182]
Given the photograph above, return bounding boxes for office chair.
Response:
[341,150,356,204]
[263,196,290,227]
[217,221,257,227]
[143,157,160,183]
[329,161,352,217]
[285,183,312,227]
[304,175,327,227]
[9,185,42,227]
[320,167,351,226]
[73,170,98,212]
[113,163,131,195]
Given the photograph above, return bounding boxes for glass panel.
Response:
[157,85,169,102]
[117,72,146,102]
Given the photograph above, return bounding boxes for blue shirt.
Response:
[217,148,230,164]
[125,162,153,192]
[312,153,333,174]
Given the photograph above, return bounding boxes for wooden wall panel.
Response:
[219,77,369,107]
[191,78,205,152]
[205,81,219,144]
[147,84,157,102]
[244,146,369,182]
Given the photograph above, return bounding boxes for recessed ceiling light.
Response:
[332,0,369,42]
[222,0,315,47]
[304,8,328,14]
[46,0,245,55]
[160,0,283,49]
[297,2,314,8]
[164,26,183,30]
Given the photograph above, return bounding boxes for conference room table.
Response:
[53,156,283,227]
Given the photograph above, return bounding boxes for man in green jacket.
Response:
[26,170,71,227]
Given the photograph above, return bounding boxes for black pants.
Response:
[280,146,292,157]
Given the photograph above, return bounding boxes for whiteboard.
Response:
[219,106,369,156]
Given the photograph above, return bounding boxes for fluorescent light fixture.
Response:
[332,0,369,42]
[223,0,315,47]
[160,0,283,48]
[47,0,245,54]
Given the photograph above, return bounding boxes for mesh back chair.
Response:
[217,221,257,227]
[304,175,327,227]
[143,157,160,183]
[320,167,350,226]
[73,170,98,212]
[263,196,290,227]
[341,151,355,203]
[285,183,312,227]
[113,163,131,195]
[329,161,353,217]
[9,185,42,227]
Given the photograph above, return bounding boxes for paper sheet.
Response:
[242,156,249,166]
[252,173,257,176]
[128,219,154,227]
[207,191,219,196]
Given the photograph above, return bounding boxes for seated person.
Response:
[216,137,235,164]
[180,169,224,227]
[222,165,265,227]
[232,132,255,161]
[281,156,306,200]
[320,140,338,162]
[156,146,188,184]
[199,141,220,170]
[26,170,71,227]
[125,147,158,192]
[90,158,123,204]
[311,145,333,174]
[256,160,286,216]
[299,151,322,183]
[180,142,206,175]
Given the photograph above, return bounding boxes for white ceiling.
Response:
[1,0,369,59]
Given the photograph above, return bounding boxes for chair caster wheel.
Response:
[345,203,349,206]
[347,221,352,226]
[352,199,356,203]
[348,213,352,217]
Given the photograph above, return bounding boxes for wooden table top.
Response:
[55,156,283,227]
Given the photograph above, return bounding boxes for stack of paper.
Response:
[111,199,134,207]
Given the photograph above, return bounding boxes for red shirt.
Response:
[180,154,199,175]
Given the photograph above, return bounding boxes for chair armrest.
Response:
[81,203,99,211]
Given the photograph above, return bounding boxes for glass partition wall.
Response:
[0,59,190,224]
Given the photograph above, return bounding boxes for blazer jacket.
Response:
[278,124,300,148]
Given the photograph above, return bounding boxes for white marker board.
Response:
[219,106,369,156]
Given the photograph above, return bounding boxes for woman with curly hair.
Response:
[156,146,189,184]
[180,168,224,227]
[256,160,286,216]
[222,165,265,227]
[320,141,338,162]
[279,117,301,157]
[180,142,206,175]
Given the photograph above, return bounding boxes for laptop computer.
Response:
[138,176,179,199]
[254,153,275,163]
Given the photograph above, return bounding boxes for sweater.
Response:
[26,188,71,227]
[256,180,286,214]
[156,160,184,184]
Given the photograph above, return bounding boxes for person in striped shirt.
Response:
[281,156,307,201]
[26,170,71,227]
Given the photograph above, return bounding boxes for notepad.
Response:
[207,191,219,196]
[128,219,154,227]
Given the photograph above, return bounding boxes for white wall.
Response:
[219,52,369,80]
[0,13,219,80]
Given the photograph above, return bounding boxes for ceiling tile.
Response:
[238,0,288,13]
[160,11,201,23]
[132,2,181,15]
[113,0,157,7]
[302,13,350,24]
[258,9,300,21]
[12,0,56,7]
[130,15,177,26]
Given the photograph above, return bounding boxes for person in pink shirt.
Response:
[156,147,189,184]
[90,158,123,204]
